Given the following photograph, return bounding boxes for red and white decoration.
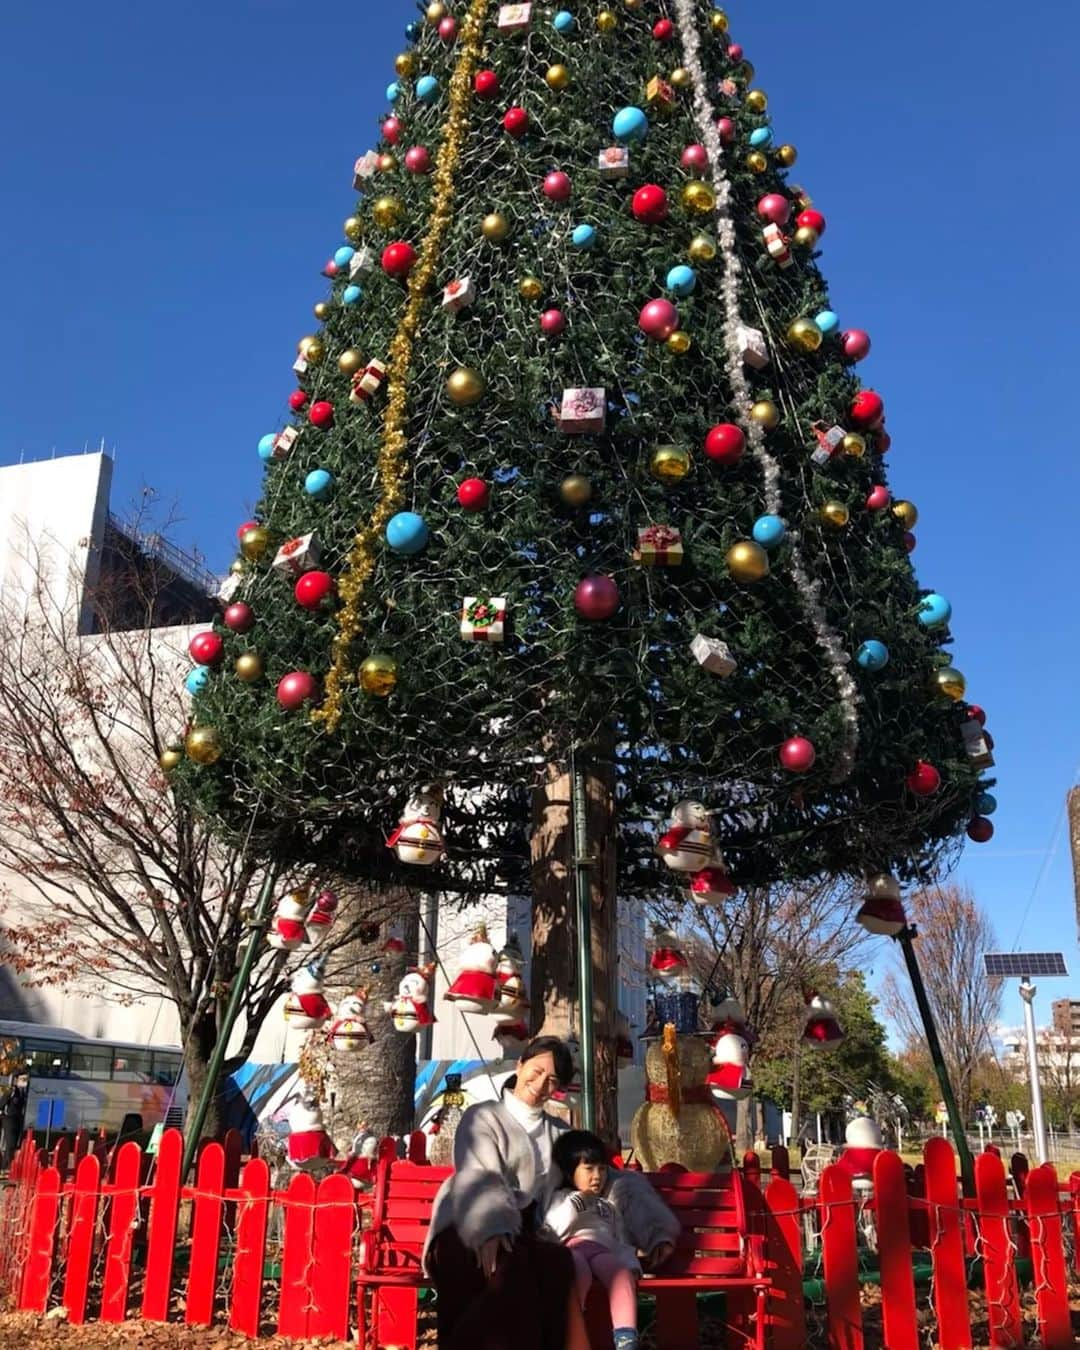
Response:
[268,889,313,951]
[352,151,379,187]
[706,1021,753,1101]
[658,800,720,872]
[460,595,507,642]
[689,866,735,905]
[762,223,792,268]
[495,934,529,1012]
[271,426,300,461]
[811,422,845,469]
[736,325,769,370]
[328,989,371,1053]
[286,1094,336,1169]
[496,2,531,31]
[492,1018,530,1058]
[283,958,332,1030]
[442,276,476,312]
[444,926,499,1014]
[557,387,606,434]
[835,1116,884,1181]
[272,532,320,579]
[598,146,630,180]
[350,358,388,404]
[802,991,844,1049]
[856,873,907,937]
[690,634,738,677]
[305,888,339,941]
[349,247,376,279]
[649,931,689,982]
[385,963,437,1034]
[387,783,446,865]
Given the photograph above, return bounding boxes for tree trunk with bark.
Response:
[182,1011,226,1146]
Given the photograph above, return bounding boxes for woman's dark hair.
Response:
[518,1035,575,1087]
[553,1129,609,1185]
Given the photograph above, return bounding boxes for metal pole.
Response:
[1020,976,1049,1165]
[182,866,280,1179]
[570,755,596,1132]
[897,926,974,1191]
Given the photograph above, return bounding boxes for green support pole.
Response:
[897,924,974,1192]
[570,755,597,1132]
[181,865,280,1179]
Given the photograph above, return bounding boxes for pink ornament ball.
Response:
[681,144,708,171]
[382,241,417,277]
[967,704,987,726]
[850,389,884,429]
[277,671,319,711]
[632,183,669,224]
[189,630,224,667]
[906,760,941,796]
[382,116,403,145]
[756,193,790,225]
[540,308,566,336]
[865,484,890,511]
[842,329,871,361]
[543,171,572,202]
[704,423,745,465]
[288,389,308,411]
[404,145,432,174]
[638,297,680,341]
[503,106,529,138]
[653,18,674,40]
[309,400,334,428]
[223,602,255,634]
[574,575,620,621]
[779,736,816,773]
[967,816,994,843]
[438,15,457,40]
[322,261,338,277]
[294,570,336,611]
[797,208,826,237]
[716,117,735,145]
[903,531,916,553]
[727,43,743,60]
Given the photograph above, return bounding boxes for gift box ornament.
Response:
[292,354,309,376]
[349,246,376,279]
[272,532,320,578]
[352,150,380,188]
[598,146,630,180]
[646,76,676,112]
[496,2,532,32]
[961,719,994,767]
[442,276,476,313]
[272,426,301,461]
[690,634,737,677]
[737,325,769,370]
[762,224,793,269]
[460,596,506,643]
[811,422,845,469]
[558,387,606,434]
[635,524,684,567]
[218,573,242,604]
[350,358,388,404]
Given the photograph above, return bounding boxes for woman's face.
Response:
[513,1050,562,1108]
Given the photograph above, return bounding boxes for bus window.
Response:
[24,1040,71,1078]
[69,1045,114,1080]
[112,1050,153,1081]
[150,1052,182,1085]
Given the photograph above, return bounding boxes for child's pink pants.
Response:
[567,1238,638,1328]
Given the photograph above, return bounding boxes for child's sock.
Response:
[613,1328,638,1350]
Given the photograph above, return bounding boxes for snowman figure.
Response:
[492,1018,530,1059]
[328,988,371,1052]
[387,783,446,865]
[286,1092,336,1170]
[706,1022,753,1101]
[304,888,339,942]
[283,956,332,1030]
[856,873,907,937]
[268,888,313,951]
[836,1115,884,1181]
[657,801,721,872]
[444,926,499,1014]
[689,865,735,905]
[494,934,529,1012]
[802,990,844,1049]
[385,963,437,1033]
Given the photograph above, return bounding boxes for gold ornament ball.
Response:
[360,653,399,697]
[666,330,692,355]
[343,215,363,242]
[794,225,820,249]
[447,367,485,406]
[378,153,397,173]
[426,0,446,21]
[394,51,418,78]
[688,233,717,263]
[726,540,769,583]
[519,275,543,301]
[842,433,866,458]
[338,348,364,377]
[670,67,691,89]
[372,195,403,228]
[931,666,966,701]
[229,559,245,576]
[746,151,768,174]
[776,144,798,167]
[185,726,223,766]
[650,444,691,483]
[892,500,918,529]
[623,0,643,9]
[682,181,715,214]
[821,501,850,528]
[560,474,593,507]
[239,525,272,561]
[745,89,768,113]
[749,399,779,430]
[710,11,729,32]
[158,746,183,773]
[596,10,617,32]
[299,336,325,365]
[546,63,570,91]
[788,317,824,353]
[482,211,511,242]
[313,301,330,321]
[235,652,264,684]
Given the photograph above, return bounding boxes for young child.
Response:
[546,1130,679,1350]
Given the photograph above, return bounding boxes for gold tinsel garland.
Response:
[661,1023,682,1119]
[315,0,494,731]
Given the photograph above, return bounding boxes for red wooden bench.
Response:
[356,1159,769,1350]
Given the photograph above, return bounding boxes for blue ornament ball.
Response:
[386,511,430,555]
[749,127,772,148]
[814,309,839,334]
[342,285,362,305]
[752,514,786,549]
[666,264,697,297]
[185,666,210,696]
[855,639,890,671]
[976,791,998,816]
[405,20,421,41]
[553,9,575,31]
[918,593,952,628]
[257,433,277,462]
[334,245,355,268]
[386,81,401,103]
[305,468,334,500]
[571,224,597,249]
[416,75,439,102]
[613,106,648,143]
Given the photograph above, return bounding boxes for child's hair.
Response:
[552,1129,609,1186]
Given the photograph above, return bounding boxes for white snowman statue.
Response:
[495,934,529,1012]
[706,1023,753,1101]
[657,801,721,872]
[268,888,313,951]
[286,1093,335,1171]
[283,957,332,1030]
[387,784,446,865]
[802,991,844,1049]
[444,926,499,1014]
[385,963,437,1033]
[328,989,371,1052]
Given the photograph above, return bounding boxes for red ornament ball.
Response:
[756,193,790,225]
[681,144,708,171]
[277,671,319,711]
[690,867,735,902]
[638,298,680,341]
[632,183,669,224]
[309,400,334,428]
[716,117,735,145]
[294,570,336,611]
[457,477,490,511]
[404,145,431,174]
[797,208,826,237]
[382,241,417,277]
[653,18,674,40]
[223,602,255,634]
[906,761,941,796]
[704,423,745,465]
[877,429,892,453]
[967,816,994,843]
[903,531,916,553]
[543,170,572,202]
[322,261,338,277]
[779,737,816,773]
[438,15,457,40]
[727,43,743,60]
[540,308,566,336]
[503,106,529,137]
[843,329,871,361]
[850,389,884,429]
[574,575,620,621]
[237,520,258,539]
[189,630,224,667]
[474,69,500,99]
[966,704,987,726]
[288,389,308,412]
[382,116,403,145]
[866,484,890,511]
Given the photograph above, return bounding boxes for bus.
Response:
[0,1019,188,1136]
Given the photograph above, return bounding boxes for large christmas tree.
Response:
[174,0,995,896]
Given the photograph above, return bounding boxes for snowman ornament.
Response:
[494,934,529,1013]
[385,963,437,1034]
[706,1022,753,1101]
[283,957,332,1030]
[658,801,722,873]
[328,989,371,1052]
[268,888,313,951]
[286,1092,336,1170]
[387,783,446,865]
[444,926,499,1014]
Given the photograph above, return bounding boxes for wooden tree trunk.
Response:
[530,759,619,1145]
[182,1013,225,1146]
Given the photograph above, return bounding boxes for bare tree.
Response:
[882,884,1002,1125]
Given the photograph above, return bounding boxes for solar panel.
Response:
[983,952,1068,979]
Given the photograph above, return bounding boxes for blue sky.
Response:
[2,1,1078,1032]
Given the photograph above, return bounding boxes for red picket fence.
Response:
[3,1131,1080,1347]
